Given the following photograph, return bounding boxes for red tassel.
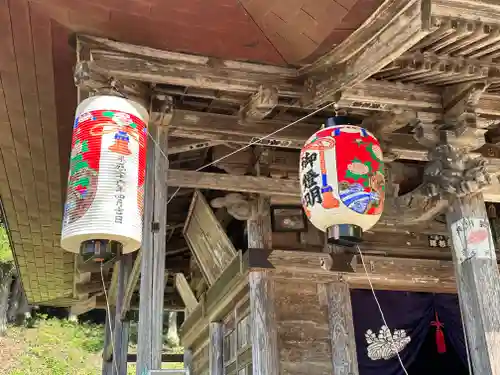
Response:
[431,312,447,354]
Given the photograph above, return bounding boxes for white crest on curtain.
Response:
[365,325,411,360]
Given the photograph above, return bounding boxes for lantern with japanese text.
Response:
[61,95,148,262]
[299,117,385,245]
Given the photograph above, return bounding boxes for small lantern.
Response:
[61,95,149,259]
[299,117,385,246]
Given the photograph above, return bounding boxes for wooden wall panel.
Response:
[273,279,332,375]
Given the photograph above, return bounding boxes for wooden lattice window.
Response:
[224,296,252,375]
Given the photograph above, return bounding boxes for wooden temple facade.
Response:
[4,0,500,374]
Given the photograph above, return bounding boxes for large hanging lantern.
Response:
[299,117,385,246]
[61,95,149,261]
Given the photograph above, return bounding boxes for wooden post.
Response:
[137,124,169,374]
[322,282,359,375]
[113,255,133,375]
[247,196,272,250]
[184,349,193,375]
[249,272,280,375]
[209,322,223,375]
[102,310,115,375]
[446,193,500,375]
[247,195,279,375]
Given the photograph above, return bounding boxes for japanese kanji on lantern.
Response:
[60,95,148,260]
[299,117,385,245]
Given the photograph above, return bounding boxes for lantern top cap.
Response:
[325,116,362,128]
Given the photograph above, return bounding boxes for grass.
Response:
[2,318,104,375]
[0,317,184,375]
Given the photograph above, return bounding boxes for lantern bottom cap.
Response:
[326,224,363,247]
[61,231,140,254]
[80,239,121,265]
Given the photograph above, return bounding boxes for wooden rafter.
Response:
[302,0,434,107]
[301,0,432,75]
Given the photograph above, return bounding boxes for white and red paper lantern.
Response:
[61,95,148,254]
[299,120,385,243]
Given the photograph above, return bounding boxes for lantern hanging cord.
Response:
[100,261,119,375]
[356,244,410,375]
[147,99,338,204]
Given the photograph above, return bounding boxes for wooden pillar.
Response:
[209,322,224,375]
[184,349,193,375]
[102,310,115,375]
[249,272,279,375]
[136,124,168,374]
[446,193,500,375]
[247,196,279,375]
[247,196,272,250]
[322,282,359,375]
[113,254,133,375]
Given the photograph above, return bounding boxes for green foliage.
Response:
[4,317,104,375]
[2,314,185,375]
[0,225,13,264]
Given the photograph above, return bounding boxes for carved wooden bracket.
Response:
[74,60,150,106]
[239,85,278,122]
[383,163,449,224]
[409,82,497,205]
[211,193,252,221]
[210,193,269,221]
[425,144,492,197]
[361,109,418,162]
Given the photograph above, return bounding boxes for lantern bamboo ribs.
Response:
[61,95,149,260]
[299,119,385,245]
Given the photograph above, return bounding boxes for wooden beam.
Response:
[302,0,430,73]
[446,193,500,374]
[244,248,478,293]
[169,170,298,196]
[209,323,223,375]
[76,35,500,125]
[174,273,198,314]
[75,277,110,295]
[127,353,184,363]
[239,85,279,121]
[169,139,222,155]
[166,169,500,204]
[79,35,299,97]
[96,293,185,312]
[303,0,434,106]
[120,250,142,320]
[166,109,500,162]
[432,0,500,24]
[321,282,359,375]
[70,296,97,316]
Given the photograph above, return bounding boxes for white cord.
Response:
[356,244,410,375]
[148,99,337,204]
[100,261,119,375]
